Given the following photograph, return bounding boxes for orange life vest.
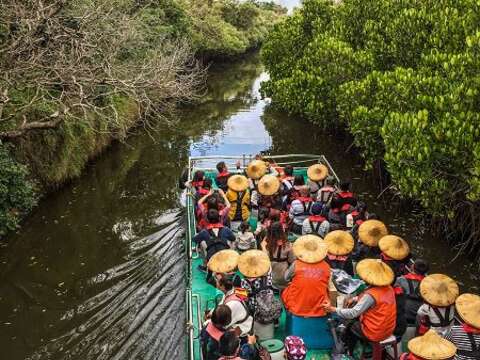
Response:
[360,286,397,342]
[281,260,331,317]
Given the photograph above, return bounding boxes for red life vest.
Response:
[281,260,331,317]
[400,354,422,360]
[207,223,224,229]
[338,191,354,199]
[217,170,230,178]
[191,180,205,189]
[206,322,224,342]
[360,286,397,342]
[327,254,348,262]
[404,273,425,282]
[197,187,209,196]
[308,215,326,234]
[318,186,335,203]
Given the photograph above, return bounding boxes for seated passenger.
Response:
[201,305,232,360]
[324,230,355,276]
[216,275,254,338]
[194,209,235,268]
[400,329,457,360]
[226,175,251,231]
[197,188,230,230]
[306,164,329,199]
[218,330,257,360]
[289,186,314,235]
[257,174,282,210]
[207,249,240,286]
[235,221,256,252]
[445,293,480,360]
[378,235,411,278]
[195,178,213,203]
[323,259,397,355]
[282,235,331,317]
[216,161,231,192]
[351,219,388,262]
[302,202,330,238]
[317,176,336,205]
[280,165,295,204]
[346,201,368,230]
[395,259,430,326]
[190,170,206,191]
[246,160,267,213]
[260,222,295,290]
[284,336,307,360]
[417,274,459,336]
[330,181,357,211]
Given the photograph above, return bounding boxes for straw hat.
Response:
[293,235,328,264]
[238,250,271,278]
[420,274,459,307]
[307,164,329,182]
[208,249,239,274]
[455,293,480,329]
[227,175,249,192]
[356,259,394,286]
[246,160,267,180]
[324,230,354,256]
[408,330,457,360]
[378,235,410,260]
[358,220,388,247]
[258,174,280,196]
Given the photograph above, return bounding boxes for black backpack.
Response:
[205,229,229,261]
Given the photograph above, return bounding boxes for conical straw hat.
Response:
[356,259,394,286]
[408,330,457,359]
[246,160,267,180]
[258,174,280,196]
[238,250,271,278]
[455,293,480,329]
[227,175,249,192]
[307,164,329,182]
[208,249,239,274]
[293,235,328,264]
[324,230,354,256]
[420,274,459,307]
[358,220,388,247]
[378,235,410,260]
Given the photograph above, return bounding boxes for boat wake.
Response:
[28,210,186,360]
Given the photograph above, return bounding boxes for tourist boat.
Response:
[184,154,341,360]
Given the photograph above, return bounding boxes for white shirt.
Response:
[221,290,253,336]
[302,218,330,238]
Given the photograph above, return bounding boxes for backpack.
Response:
[250,277,282,324]
[254,343,272,360]
[205,229,230,261]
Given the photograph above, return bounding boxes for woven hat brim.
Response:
[408,330,457,359]
[379,235,410,260]
[356,259,394,286]
[420,274,459,307]
[258,175,280,196]
[293,236,328,264]
[358,220,388,247]
[208,250,239,273]
[238,250,271,278]
[227,175,249,192]
[455,293,480,329]
[325,230,354,255]
[307,164,328,182]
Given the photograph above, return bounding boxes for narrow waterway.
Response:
[1,9,479,360]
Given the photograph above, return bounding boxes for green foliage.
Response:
[0,143,37,236]
[262,0,480,219]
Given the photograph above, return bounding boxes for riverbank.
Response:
[261,0,480,260]
[0,0,286,237]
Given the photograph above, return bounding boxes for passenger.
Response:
[396,259,430,326]
[254,208,271,240]
[346,201,368,230]
[445,293,480,360]
[284,335,307,360]
[197,188,231,230]
[263,159,280,177]
[302,202,330,238]
[378,235,411,278]
[290,175,306,202]
[317,176,336,205]
[351,219,388,262]
[257,174,282,210]
[201,304,232,360]
[330,181,357,211]
[226,175,251,231]
[324,230,355,276]
[216,161,231,192]
[194,209,235,270]
[289,186,314,235]
[235,221,256,252]
[195,178,213,203]
[216,275,254,339]
[323,259,397,354]
[394,283,408,340]
[260,221,295,290]
[190,170,206,191]
[400,329,457,360]
[280,165,295,204]
[282,235,331,317]
[246,160,267,215]
[417,274,459,336]
[306,164,329,198]
[218,330,257,360]
[207,250,240,284]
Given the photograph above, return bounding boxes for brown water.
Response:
[1,38,479,360]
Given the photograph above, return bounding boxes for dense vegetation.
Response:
[262,0,480,256]
[0,0,284,236]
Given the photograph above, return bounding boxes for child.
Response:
[235,221,256,251]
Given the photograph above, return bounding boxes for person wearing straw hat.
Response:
[323,259,397,354]
[417,274,459,336]
[302,202,330,238]
[257,174,282,211]
[226,174,251,231]
[445,293,480,359]
[400,329,457,360]
[289,186,314,235]
[216,160,241,192]
[246,160,267,215]
[330,181,357,212]
[307,163,329,198]
[324,230,355,276]
[282,235,331,317]
[379,235,411,278]
[352,219,388,262]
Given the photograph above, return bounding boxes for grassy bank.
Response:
[0,0,285,237]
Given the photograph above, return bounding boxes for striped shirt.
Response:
[445,322,480,360]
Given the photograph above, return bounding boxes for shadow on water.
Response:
[1,46,479,360]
